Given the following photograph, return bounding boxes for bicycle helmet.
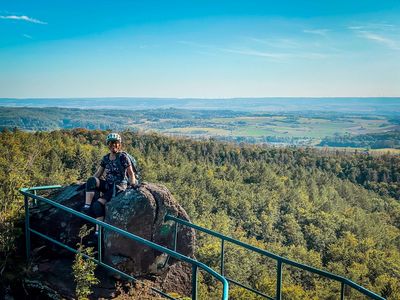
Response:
[106,133,122,144]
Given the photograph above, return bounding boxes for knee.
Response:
[86,177,98,192]
[92,200,105,218]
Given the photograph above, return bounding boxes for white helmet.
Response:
[106,133,122,144]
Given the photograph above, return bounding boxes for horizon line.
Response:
[1,96,400,100]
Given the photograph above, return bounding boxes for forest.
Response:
[319,131,400,149]
[0,128,399,299]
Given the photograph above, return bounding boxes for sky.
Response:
[1,0,400,98]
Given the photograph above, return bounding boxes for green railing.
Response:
[165,214,386,300]
[19,186,229,300]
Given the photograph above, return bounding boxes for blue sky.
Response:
[1,1,399,98]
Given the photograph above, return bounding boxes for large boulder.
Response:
[104,183,195,276]
[28,182,196,298]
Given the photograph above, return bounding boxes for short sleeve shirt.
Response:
[100,152,131,185]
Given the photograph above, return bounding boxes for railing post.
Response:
[341,282,345,300]
[173,221,178,252]
[220,239,225,275]
[98,226,103,263]
[24,195,31,260]
[276,259,282,300]
[192,265,198,300]
[33,189,37,206]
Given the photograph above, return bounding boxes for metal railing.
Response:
[20,186,229,300]
[165,214,386,300]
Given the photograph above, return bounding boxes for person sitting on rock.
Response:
[81,132,138,235]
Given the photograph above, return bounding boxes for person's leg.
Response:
[84,177,100,207]
[92,197,107,234]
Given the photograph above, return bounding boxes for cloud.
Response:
[348,23,396,30]
[348,26,365,30]
[359,31,400,50]
[348,23,400,50]
[222,48,288,59]
[179,40,329,61]
[221,47,328,61]
[247,37,301,49]
[303,29,330,36]
[22,34,33,39]
[0,15,47,24]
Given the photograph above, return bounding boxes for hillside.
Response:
[0,129,399,299]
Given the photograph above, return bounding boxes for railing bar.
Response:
[226,277,273,299]
[30,228,91,257]
[192,265,198,300]
[98,226,102,263]
[33,190,37,206]
[21,191,228,299]
[29,228,176,300]
[341,282,345,300]
[220,239,225,276]
[161,221,178,269]
[28,189,386,300]
[173,221,178,252]
[276,260,282,300]
[20,192,215,270]
[166,215,297,267]
[21,185,62,192]
[165,216,328,274]
[24,195,31,260]
[165,214,385,300]
[342,279,383,299]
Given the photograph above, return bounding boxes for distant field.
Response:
[143,115,395,142]
[0,105,399,148]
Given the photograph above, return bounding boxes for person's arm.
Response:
[93,166,104,178]
[126,165,137,186]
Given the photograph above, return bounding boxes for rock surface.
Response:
[28,182,196,298]
[104,183,195,277]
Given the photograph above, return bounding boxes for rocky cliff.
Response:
[26,182,195,299]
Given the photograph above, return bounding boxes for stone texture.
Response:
[104,182,195,277]
[30,183,87,254]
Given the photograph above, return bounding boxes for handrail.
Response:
[20,185,62,192]
[20,186,229,300]
[165,214,385,300]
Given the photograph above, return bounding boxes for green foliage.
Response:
[0,128,399,299]
[320,130,400,149]
[72,225,99,300]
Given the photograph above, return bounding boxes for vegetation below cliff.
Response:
[0,128,399,299]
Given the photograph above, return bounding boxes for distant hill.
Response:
[1,97,400,114]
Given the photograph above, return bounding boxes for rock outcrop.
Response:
[28,182,196,298]
[104,183,195,277]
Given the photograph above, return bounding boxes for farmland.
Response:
[0,104,398,148]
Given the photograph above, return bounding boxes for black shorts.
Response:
[97,179,126,202]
